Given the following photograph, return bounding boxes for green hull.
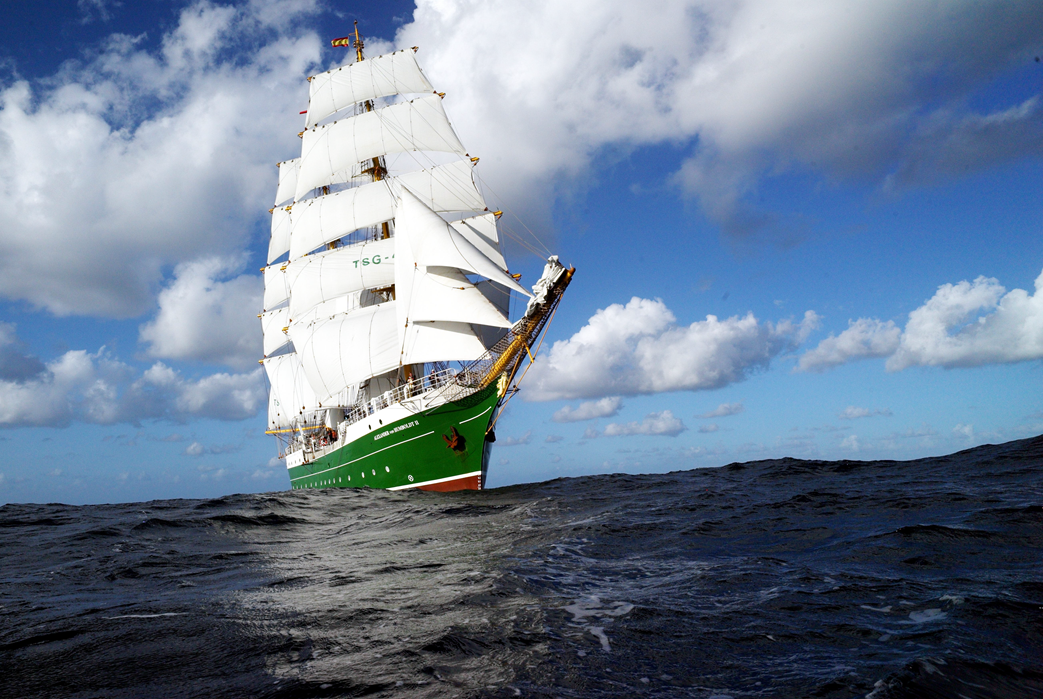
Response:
[287,381,501,491]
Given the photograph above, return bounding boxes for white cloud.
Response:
[185,441,205,457]
[888,271,1043,370]
[797,319,901,373]
[798,269,1043,373]
[602,410,687,437]
[78,0,116,23]
[545,434,563,443]
[839,406,893,420]
[0,1,321,317]
[139,257,262,369]
[397,1,1043,236]
[953,423,974,439]
[526,297,818,400]
[552,396,622,423]
[696,402,744,418]
[0,329,264,428]
[698,423,719,433]
[840,434,861,451]
[499,430,532,446]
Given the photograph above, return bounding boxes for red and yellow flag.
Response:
[330,37,352,48]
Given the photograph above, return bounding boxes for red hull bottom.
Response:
[417,474,481,492]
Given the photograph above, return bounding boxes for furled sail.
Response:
[264,352,322,429]
[261,306,291,356]
[285,238,396,318]
[288,303,401,403]
[296,95,467,201]
[306,49,434,128]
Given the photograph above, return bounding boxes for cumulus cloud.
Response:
[887,271,1043,370]
[499,430,532,446]
[840,434,861,451]
[526,297,818,401]
[698,423,719,433]
[839,406,893,420]
[552,396,622,423]
[0,1,321,317]
[798,268,1043,372]
[545,434,563,443]
[0,329,264,428]
[397,1,1043,236]
[601,410,687,437]
[139,257,262,369]
[797,319,901,373]
[696,402,744,418]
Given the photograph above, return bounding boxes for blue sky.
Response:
[1,0,1041,504]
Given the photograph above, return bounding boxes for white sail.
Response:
[450,213,506,271]
[287,159,487,260]
[288,303,401,403]
[274,158,299,207]
[397,262,512,328]
[286,238,396,318]
[306,50,434,128]
[296,95,467,201]
[394,190,512,366]
[264,352,322,430]
[291,290,383,328]
[401,321,488,365]
[398,159,487,213]
[262,263,290,311]
[396,189,529,296]
[288,181,393,261]
[475,280,512,349]
[268,206,292,264]
[261,306,291,356]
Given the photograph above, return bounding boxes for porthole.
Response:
[361,472,365,478]
[408,475,414,482]
[371,469,376,476]
[385,466,390,472]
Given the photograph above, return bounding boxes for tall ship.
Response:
[261,25,573,492]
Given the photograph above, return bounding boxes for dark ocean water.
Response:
[2,437,1041,699]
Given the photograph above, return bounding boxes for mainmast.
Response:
[341,22,391,241]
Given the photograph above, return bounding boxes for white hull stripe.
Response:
[459,405,493,424]
[289,430,435,482]
[388,470,482,491]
